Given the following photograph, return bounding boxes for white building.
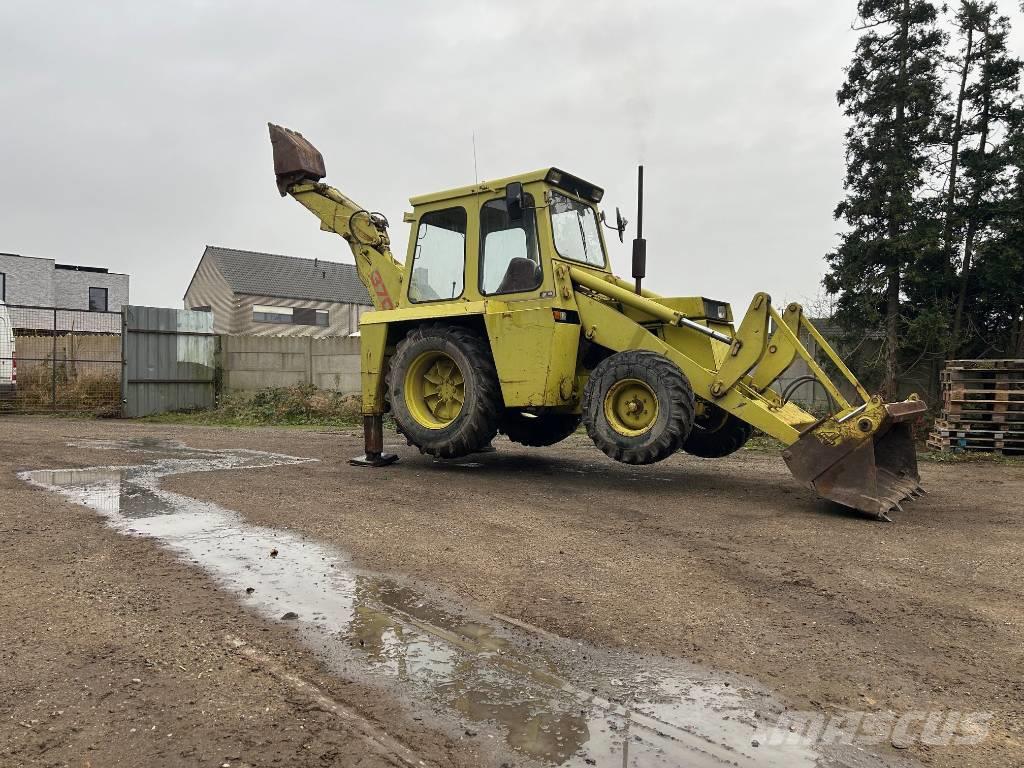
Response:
[184,246,371,338]
[0,252,129,313]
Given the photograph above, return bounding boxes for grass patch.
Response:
[142,384,363,429]
[9,365,120,415]
[742,433,786,452]
[918,448,1023,465]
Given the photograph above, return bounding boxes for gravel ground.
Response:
[2,415,1022,768]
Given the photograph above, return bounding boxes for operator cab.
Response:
[403,168,610,308]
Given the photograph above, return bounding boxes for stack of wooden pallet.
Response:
[927,359,1024,455]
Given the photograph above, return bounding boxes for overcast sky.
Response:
[2,1,1022,311]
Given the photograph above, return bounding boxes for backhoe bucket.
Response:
[269,123,326,195]
[783,400,928,521]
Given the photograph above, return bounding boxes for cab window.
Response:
[409,207,466,302]
[480,194,541,295]
[550,191,605,267]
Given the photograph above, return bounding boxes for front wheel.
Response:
[499,411,581,447]
[582,350,695,465]
[683,401,753,458]
[387,324,502,458]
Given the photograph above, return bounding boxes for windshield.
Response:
[549,191,605,267]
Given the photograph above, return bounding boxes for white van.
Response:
[0,301,15,398]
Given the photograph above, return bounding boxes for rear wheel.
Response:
[499,411,581,447]
[683,400,753,458]
[387,324,501,458]
[582,350,695,465]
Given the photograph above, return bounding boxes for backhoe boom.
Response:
[269,124,403,311]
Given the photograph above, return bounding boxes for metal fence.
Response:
[122,306,217,417]
[0,304,123,414]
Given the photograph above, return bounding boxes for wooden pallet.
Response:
[932,422,1024,437]
[930,359,1024,454]
[946,359,1024,370]
[926,434,1024,455]
[940,384,1023,416]
[937,415,1024,428]
[942,378,1024,388]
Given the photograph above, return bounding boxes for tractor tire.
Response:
[499,411,581,447]
[387,324,501,458]
[582,350,695,465]
[683,401,753,458]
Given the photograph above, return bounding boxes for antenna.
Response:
[472,132,479,184]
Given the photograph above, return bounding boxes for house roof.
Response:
[200,246,371,305]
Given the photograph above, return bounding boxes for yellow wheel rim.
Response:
[404,350,465,429]
[603,378,659,437]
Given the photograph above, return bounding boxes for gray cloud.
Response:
[2,1,1021,312]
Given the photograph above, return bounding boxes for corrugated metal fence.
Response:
[121,306,217,417]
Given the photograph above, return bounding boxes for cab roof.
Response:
[409,168,603,207]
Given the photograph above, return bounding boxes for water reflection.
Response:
[21,440,897,768]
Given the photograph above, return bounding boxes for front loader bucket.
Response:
[783,400,928,521]
[269,123,326,195]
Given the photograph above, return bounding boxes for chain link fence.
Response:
[0,304,122,415]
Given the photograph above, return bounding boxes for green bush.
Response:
[220,384,361,424]
[144,384,363,427]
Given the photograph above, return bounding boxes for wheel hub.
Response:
[404,351,465,428]
[604,378,659,437]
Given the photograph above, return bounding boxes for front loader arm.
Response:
[269,123,403,311]
[573,292,808,444]
[572,273,927,520]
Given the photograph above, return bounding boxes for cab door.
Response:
[479,189,579,409]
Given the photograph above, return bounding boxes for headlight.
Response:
[703,300,730,321]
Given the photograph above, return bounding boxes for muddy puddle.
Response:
[21,439,902,768]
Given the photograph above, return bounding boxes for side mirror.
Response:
[506,181,525,222]
[600,207,628,242]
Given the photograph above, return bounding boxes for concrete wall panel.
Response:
[220,334,361,394]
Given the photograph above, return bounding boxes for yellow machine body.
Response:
[269,124,927,520]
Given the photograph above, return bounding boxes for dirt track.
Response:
[2,416,1022,768]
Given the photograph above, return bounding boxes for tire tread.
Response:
[582,350,695,465]
[387,323,501,458]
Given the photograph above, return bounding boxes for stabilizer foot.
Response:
[353,415,397,468]
[350,452,399,468]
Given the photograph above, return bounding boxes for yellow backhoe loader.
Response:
[268,124,927,520]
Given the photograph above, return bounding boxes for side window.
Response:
[480,193,541,295]
[409,207,466,303]
[88,287,108,312]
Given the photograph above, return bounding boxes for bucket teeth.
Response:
[872,471,925,520]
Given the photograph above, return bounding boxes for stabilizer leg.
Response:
[350,415,398,467]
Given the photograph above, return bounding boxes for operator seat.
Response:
[496,257,541,294]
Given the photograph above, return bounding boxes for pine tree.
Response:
[825,0,945,397]
[948,2,1022,353]
[939,3,982,292]
[969,116,1024,356]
